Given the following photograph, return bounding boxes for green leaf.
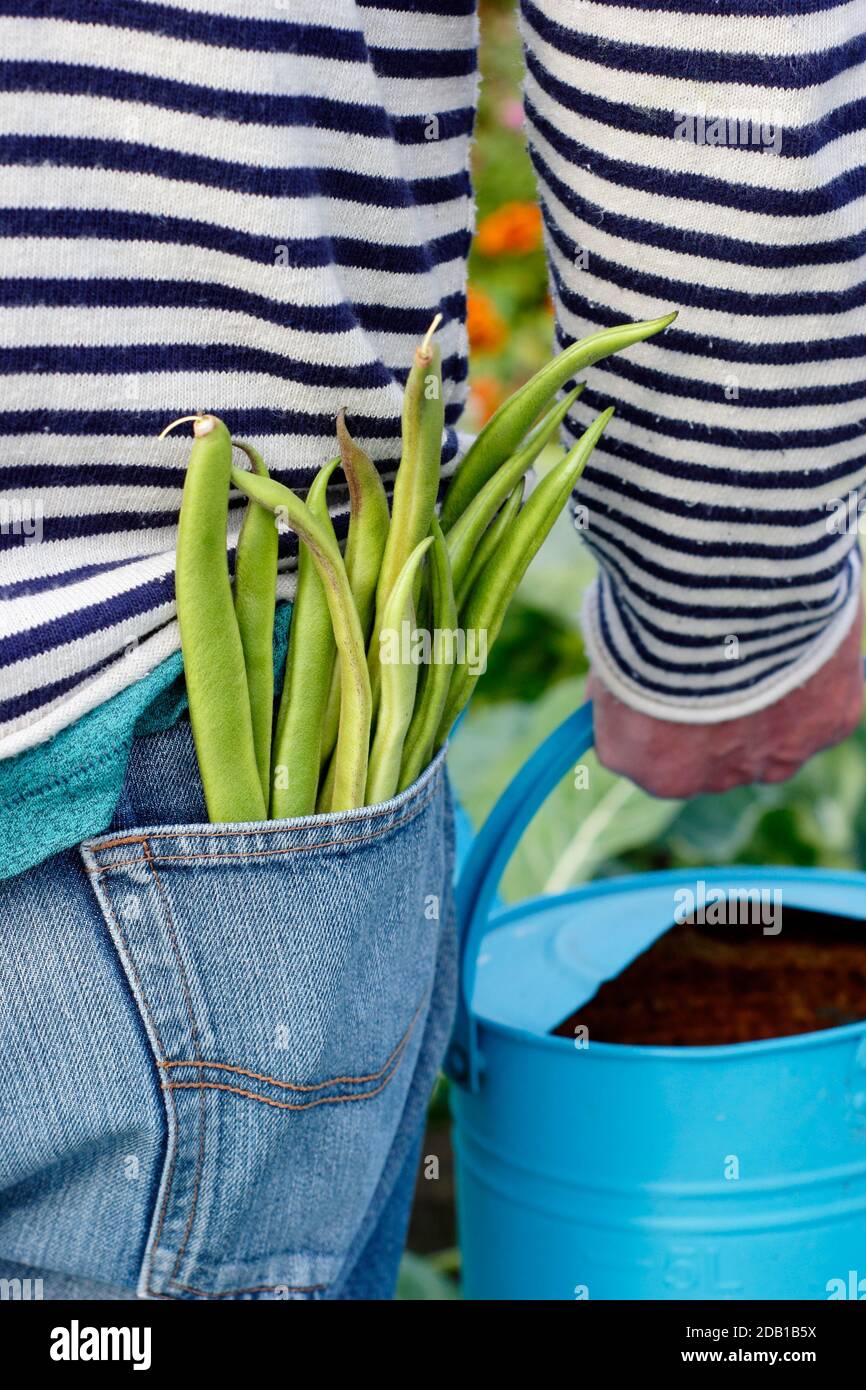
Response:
[660,721,866,872]
[664,784,784,863]
[396,1252,460,1301]
[511,452,598,625]
[449,677,682,900]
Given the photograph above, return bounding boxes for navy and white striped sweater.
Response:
[0,0,863,760]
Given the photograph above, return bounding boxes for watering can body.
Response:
[448,702,866,1301]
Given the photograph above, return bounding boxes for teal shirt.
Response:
[0,605,292,882]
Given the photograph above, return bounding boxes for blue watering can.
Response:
[447,697,866,1300]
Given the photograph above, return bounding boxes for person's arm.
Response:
[518,0,865,794]
[589,598,864,798]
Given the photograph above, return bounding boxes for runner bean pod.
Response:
[160,414,266,824]
[232,441,278,804]
[439,313,676,530]
[398,517,458,791]
[436,407,615,744]
[365,537,432,805]
[445,382,584,596]
[320,410,390,768]
[368,315,444,709]
[229,465,371,814]
[454,480,523,612]
[270,457,340,818]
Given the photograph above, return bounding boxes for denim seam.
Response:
[82,755,445,1301]
[141,840,207,1289]
[90,784,439,870]
[142,843,203,1057]
[100,757,443,842]
[161,1047,409,1112]
[95,871,182,1300]
[86,871,173,1284]
[159,1001,425,1112]
[95,878,170,1061]
[96,845,206,1300]
[158,1000,424,1092]
[90,861,428,1298]
[168,1279,326,1298]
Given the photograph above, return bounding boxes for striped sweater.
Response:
[0,0,863,763]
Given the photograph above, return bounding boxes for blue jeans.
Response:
[0,719,457,1300]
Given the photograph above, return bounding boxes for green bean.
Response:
[319,691,341,777]
[320,411,390,768]
[366,537,432,805]
[436,407,615,744]
[316,743,337,815]
[230,464,371,813]
[160,414,266,824]
[455,481,523,611]
[232,441,278,804]
[451,401,609,612]
[368,315,444,709]
[439,313,676,530]
[336,409,390,635]
[398,517,458,790]
[446,383,583,595]
[269,457,340,818]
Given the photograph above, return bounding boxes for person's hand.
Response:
[588,601,864,799]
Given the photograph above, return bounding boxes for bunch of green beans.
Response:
[166,311,674,822]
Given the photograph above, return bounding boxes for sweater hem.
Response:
[581,554,862,727]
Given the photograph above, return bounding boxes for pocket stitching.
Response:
[93,857,430,1299]
[160,999,424,1110]
[142,842,207,1290]
[168,1279,326,1298]
[90,783,438,870]
[97,877,170,1062]
[92,757,444,852]
[97,844,206,1300]
[96,878,179,1285]
[161,1052,408,1112]
[158,998,425,1093]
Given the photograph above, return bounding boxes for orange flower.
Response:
[476,202,543,258]
[466,285,507,353]
[468,375,504,427]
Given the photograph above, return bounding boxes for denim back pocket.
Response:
[80,726,454,1300]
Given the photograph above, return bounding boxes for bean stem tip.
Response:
[158,414,204,439]
[418,312,443,360]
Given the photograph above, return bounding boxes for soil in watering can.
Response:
[552,904,866,1047]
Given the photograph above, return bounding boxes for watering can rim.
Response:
[448,666,866,1090]
[471,996,866,1065]
[492,860,866,905]
[474,866,866,1062]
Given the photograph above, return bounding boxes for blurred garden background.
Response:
[397,0,866,1300]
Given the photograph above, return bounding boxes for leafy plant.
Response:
[396,1251,460,1301]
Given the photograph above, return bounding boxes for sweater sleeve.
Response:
[519,0,865,723]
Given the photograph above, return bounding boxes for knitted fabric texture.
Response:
[521,0,865,720]
[0,0,863,755]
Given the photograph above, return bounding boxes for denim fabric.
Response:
[0,718,456,1300]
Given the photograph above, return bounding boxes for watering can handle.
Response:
[447,700,595,1090]
[447,655,866,1089]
